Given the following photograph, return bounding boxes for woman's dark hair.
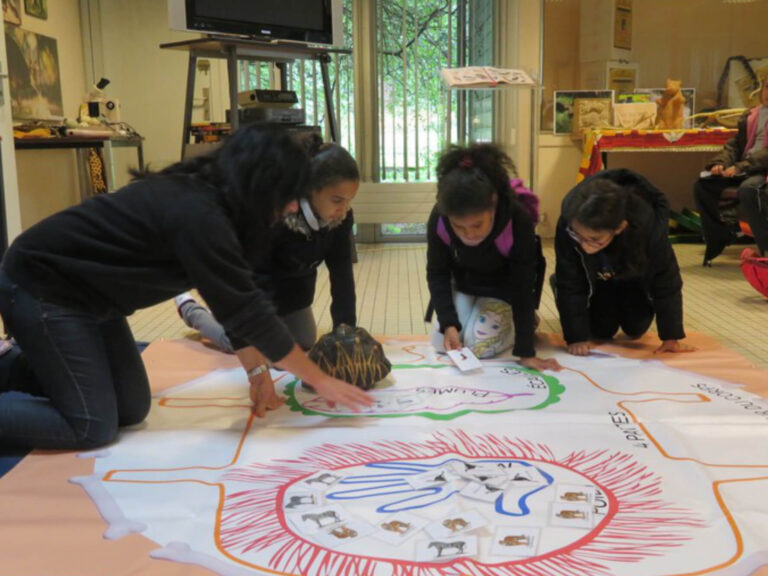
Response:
[562,178,627,231]
[303,134,360,190]
[134,124,311,235]
[435,143,517,216]
[563,176,647,277]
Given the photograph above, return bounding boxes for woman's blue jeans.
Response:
[0,269,150,450]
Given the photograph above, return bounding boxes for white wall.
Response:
[10,0,88,234]
[536,0,768,237]
[96,0,198,179]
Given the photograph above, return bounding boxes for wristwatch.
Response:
[246,364,269,378]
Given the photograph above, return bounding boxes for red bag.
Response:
[740,248,768,299]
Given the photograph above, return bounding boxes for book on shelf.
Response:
[441,66,534,88]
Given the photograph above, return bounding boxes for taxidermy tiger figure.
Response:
[655,78,686,129]
[307,324,391,390]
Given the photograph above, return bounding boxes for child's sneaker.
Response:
[174,292,197,317]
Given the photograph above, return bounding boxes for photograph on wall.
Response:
[553,90,614,135]
[2,0,21,25]
[632,87,696,128]
[4,23,63,118]
[24,0,46,20]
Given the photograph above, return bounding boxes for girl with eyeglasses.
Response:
[425,143,561,372]
[553,169,694,356]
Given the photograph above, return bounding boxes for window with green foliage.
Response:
[377,0,494,183]
[241,0,493,184]
[240,0,496,239]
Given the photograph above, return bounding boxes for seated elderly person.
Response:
[693,74,768,265]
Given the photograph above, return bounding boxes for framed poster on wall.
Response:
[4,23,63,118]
[24,0,47,20]
[614,0,632,50]
[2,0,21,25]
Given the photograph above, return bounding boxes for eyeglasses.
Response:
[566,224,616,248]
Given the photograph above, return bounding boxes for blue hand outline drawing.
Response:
[323,458,554,516]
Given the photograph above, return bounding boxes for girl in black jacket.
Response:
[176,142,359,352]
[0,126,371,450]
[426,143,561,372]
[554,169,694,356]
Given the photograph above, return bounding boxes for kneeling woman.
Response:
[426,143,560,372]
[554,169,694,355]
[176,140,359,352]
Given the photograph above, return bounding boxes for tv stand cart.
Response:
[160,36,349,154]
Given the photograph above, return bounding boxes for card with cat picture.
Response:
[314,519,375,549]
[550,502,594,529]
[373,512,429,544]
[490,526,540,557]
[425,510,487,539]
[415,535,478,562]
[556,484,596,504]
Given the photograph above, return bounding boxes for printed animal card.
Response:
[447,347,483,372]
[406,468,456,490]
[314,519,375,549]
[460,480,506,503]
[550,502,594,529]
[282,491,322,512]
[556,484,596,504]
[373,512,429,545]
[425,510,487,539]
[505,464,547,485]
[491,526,539,557]
[288,505,348,535]
[452,461,508,485]
[300,471,342,492]
[415,535,478,562]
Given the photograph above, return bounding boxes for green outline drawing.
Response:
[284,363,564,420]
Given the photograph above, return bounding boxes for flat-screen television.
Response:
[168,0,343,46]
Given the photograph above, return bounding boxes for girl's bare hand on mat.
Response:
[519,356,563,372]
[567,341,592,356]
[654,340,697,354]
[311,376,374,412]
[249,372,285,417]
[443,327,462,351]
